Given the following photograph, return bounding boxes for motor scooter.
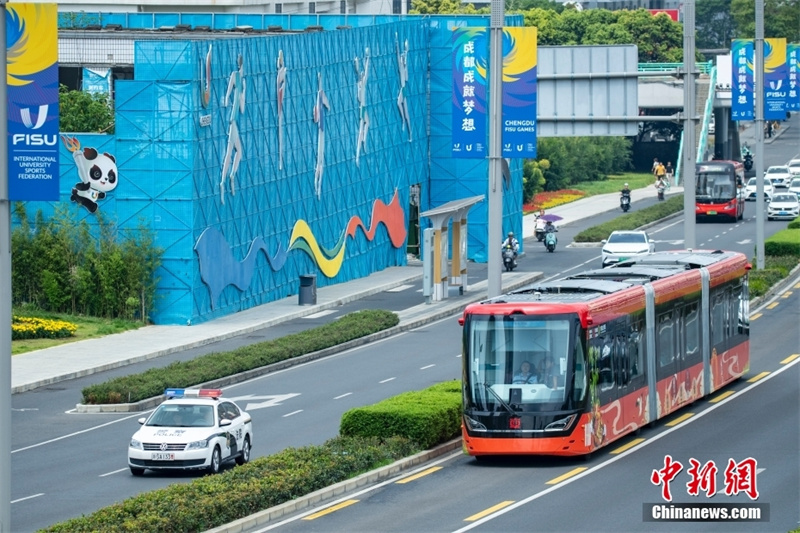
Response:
[502,245,517,271]
[620,191,631,212]
[534,218,546,241]
[657,185,665,201]
[544,229,558,253]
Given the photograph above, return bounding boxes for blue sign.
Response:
[82,67,111,95]
[788,43,799,111]
[7,3,60,201]
[731,40,753,121]
[763,38,788,120]
[501,27,537,158]
[451,28,487,159]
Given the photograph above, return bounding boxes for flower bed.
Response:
[12,316,78,341]
[523,189,585,213]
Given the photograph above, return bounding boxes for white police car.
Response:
[128,388,253,476]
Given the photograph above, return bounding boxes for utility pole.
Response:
[682,0,697,249]
[486,0,504,297]
[754,0,765,270]
[1,1,12,530]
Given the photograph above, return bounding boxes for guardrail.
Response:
[638,61,714,74]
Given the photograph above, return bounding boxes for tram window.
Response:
[599,337,614,391]
[711,295,725,346]
[738,280,750,334]
[628,325,643,379]
[657,312,675,367]
[572,332,587,402]
[685,303,699,357]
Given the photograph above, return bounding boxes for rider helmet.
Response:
[507,232,514,237]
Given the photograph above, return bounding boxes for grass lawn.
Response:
[575,172,657,196]
[12,310,143,356]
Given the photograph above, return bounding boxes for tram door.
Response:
[619,318,647,431]
[655,310,681,416]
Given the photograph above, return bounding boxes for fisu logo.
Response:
[20,104,49,130]
[769,80,783,91]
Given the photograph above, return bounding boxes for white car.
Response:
[787,159,800,177]
[601,230,656,268]
[789,178,800,198]
[767,193,800,221]
[765,165,793,188]
[744,177,773,201]
[128,388,253,476]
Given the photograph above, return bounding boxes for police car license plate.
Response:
[708,211,717,215]
[151,452,175,461]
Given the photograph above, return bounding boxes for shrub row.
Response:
[80,309,400,404]
[748,225,800,298]
[11,315,77,341]
[43,380,461,533]
[573,195,684,242]
[340,380,462,449]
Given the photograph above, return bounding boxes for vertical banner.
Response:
[501,27,537,158]
[785,43,798,112]
[82,67,111,95]
[7,3,60,201]
[451,28,487,158]
[731,39,753,121]
[763,38,788,120]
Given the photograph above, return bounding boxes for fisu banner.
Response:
[763,38,788,120]
[7,3,60,201]
[501,27,537,158]
[731,39,754,121]
[785,43,798,112]
[451,28,487,159]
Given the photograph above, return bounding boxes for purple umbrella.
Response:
[538,214,563,223]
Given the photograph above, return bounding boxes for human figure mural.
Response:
[220,54,246,204]
[276,50,286,171]
[396,36,412,142]
[313,72,330,199]
[354,47,370,167]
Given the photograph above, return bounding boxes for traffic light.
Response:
[744,154,753,171]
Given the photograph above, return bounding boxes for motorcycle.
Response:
[544,229,558,253]
[620,191,631,212]
[502,245,517,271]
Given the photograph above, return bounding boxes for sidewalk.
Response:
[11,182,678,395]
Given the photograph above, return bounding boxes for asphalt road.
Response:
[9,135,800,532]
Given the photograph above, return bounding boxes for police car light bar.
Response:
[164,388,223,399]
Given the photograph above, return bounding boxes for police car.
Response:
[128,388,253,476]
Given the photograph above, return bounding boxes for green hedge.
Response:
[81,309,399,404]
[40,436,418,533]
[763,228,800,257]
[574,195,684,242]
[340,380,462,449]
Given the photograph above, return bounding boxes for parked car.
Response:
[600,230,655,268]
[787,159,800,177]
[767,193,800,221]
[788,178,800,198]
[765,165,793,188]
[744,177,773,201]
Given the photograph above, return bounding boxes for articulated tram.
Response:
[459,250,750,457]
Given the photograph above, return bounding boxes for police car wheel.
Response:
[207,446,222,474]
[236,436,251,466]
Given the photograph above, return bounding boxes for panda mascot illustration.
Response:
[61,135,118,214]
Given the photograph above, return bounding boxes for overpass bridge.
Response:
[636,61,740,181]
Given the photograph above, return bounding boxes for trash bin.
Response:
[298,274,317,305]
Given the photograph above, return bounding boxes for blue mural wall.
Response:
[22,14,527,325]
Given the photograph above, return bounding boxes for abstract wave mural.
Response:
[195,191,406,308]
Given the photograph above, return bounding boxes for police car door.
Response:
[219,401,243,459]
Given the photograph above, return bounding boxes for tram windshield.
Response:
[465,314,584,408]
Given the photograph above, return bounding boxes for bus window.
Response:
[572,330,587,402]
[685,303,700,358]
[628,321,643,379]
[657,312,675,367]
[598,336,615,391]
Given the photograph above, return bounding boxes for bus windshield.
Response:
[465,314,583,409]
[696,166,736,203]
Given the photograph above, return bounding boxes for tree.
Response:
[731,0,800,42]
[59,84,115,134]
[696,0,735,50]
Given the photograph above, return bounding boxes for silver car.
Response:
[767,193,800,221]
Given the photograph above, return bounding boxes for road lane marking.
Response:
[334,392,352,399]
[396,466,442,484]
[11,493,44,504]
[781,354,800,364]
[546,467,587,485]
[465,501,515,521]
[282,410,303,417]
[302,499,359,520]
[610,438,645,454]
[379,377,396,383]
[303,310,337,319]
[386,284,415,292]
[766,302,779,309]
[781,291,792,298]
[750,312,762,320]
[666,413,694,426]
[420,364,435,370]
[100,468,129,477]
[747,372,770,383]
[709,390,735,403]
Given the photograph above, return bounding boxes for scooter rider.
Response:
[655,176,667,200]
[544,220,557,235]
[502,231,519,266]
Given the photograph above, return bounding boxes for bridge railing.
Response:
[672,62,716,185]
[638,61,714,74]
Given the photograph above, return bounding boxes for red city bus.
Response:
[459,250,750,457]
[695,161,746,221]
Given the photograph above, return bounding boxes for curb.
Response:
[204,439,463,533]
[75,271,544,413]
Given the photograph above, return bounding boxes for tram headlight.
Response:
[464,415,487,431]
[544,414,576,432]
